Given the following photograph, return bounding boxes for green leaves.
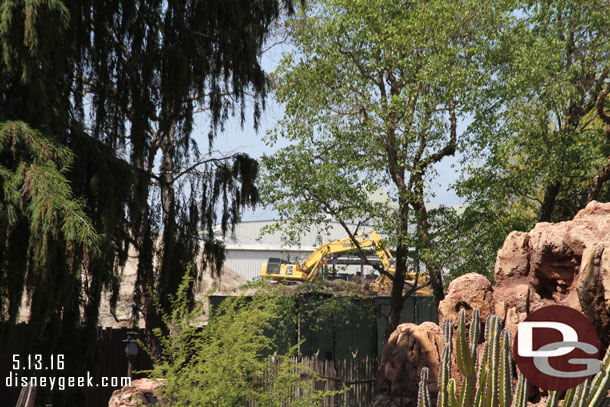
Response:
[0,0,69,80]
[1,1,291,404]
[0,121,104,403]
[148,274,338,407]
[447,1,610,288]
[265,0,501,316]
[460,0,610,224]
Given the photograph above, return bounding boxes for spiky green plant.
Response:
[417,309,610,407]
[545,345,610,407]
[419,367,433,407]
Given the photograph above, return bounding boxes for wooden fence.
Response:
[250,355,378,407]
[334,355,378,407]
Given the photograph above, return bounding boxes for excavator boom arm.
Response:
[260,231,431,295]
[300,234,375,270]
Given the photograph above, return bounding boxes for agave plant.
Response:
[417,308,610,407]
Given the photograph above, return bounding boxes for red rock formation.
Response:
[376,201,610,405]
[438,273,495,333]
[376,322,443,398]
[437,201,610,347]
[108,378,165,407]
[493,200,610,346]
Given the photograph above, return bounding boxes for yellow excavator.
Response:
[260,231,431,295]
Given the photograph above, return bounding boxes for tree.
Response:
[0,121,101,327]
[424,205,533,283]
[262,0,500,338]
[1,1,293,404]
[450,0,610,281]
[460,0,610,224]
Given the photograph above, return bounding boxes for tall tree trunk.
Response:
[587,157,610,203]
[589,89,610,202]
[138,215,159,357]
[538,181,561,222]
[382,189,412,340]
[132,146,159,356]
[159,125,178,309]
[413,194,445,306]
[385,242,407,341]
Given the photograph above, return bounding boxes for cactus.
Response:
[585,346,610,406]
[418,367,432,407]
[423,308,518,407]
[417,309,610,407]
[512,372,528,407]
[438,341,453,407]
[545,390,559,407]
[447,378,458,407]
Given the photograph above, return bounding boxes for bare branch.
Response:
[153,151,241,182]
[328,105,363,116]
[384,127,408,194]
[261,32,290,54]
[420,100,457,169]
[596,82,610,128]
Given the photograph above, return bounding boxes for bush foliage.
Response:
[146,273,341,406]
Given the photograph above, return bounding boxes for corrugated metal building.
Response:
[218,220,380,281]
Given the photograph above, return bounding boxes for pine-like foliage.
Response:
[417,309,610,407]
[1,0,294,404]
[0,121,100,325]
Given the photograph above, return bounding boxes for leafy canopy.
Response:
[448,0,610,279]
[262,0,504,331]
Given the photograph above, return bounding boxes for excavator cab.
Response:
[260,257,310,281]
[264,258,288,275]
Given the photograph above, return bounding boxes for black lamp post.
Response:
[123,331,138,378]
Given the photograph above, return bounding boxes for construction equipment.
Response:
[260,231,431,295]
